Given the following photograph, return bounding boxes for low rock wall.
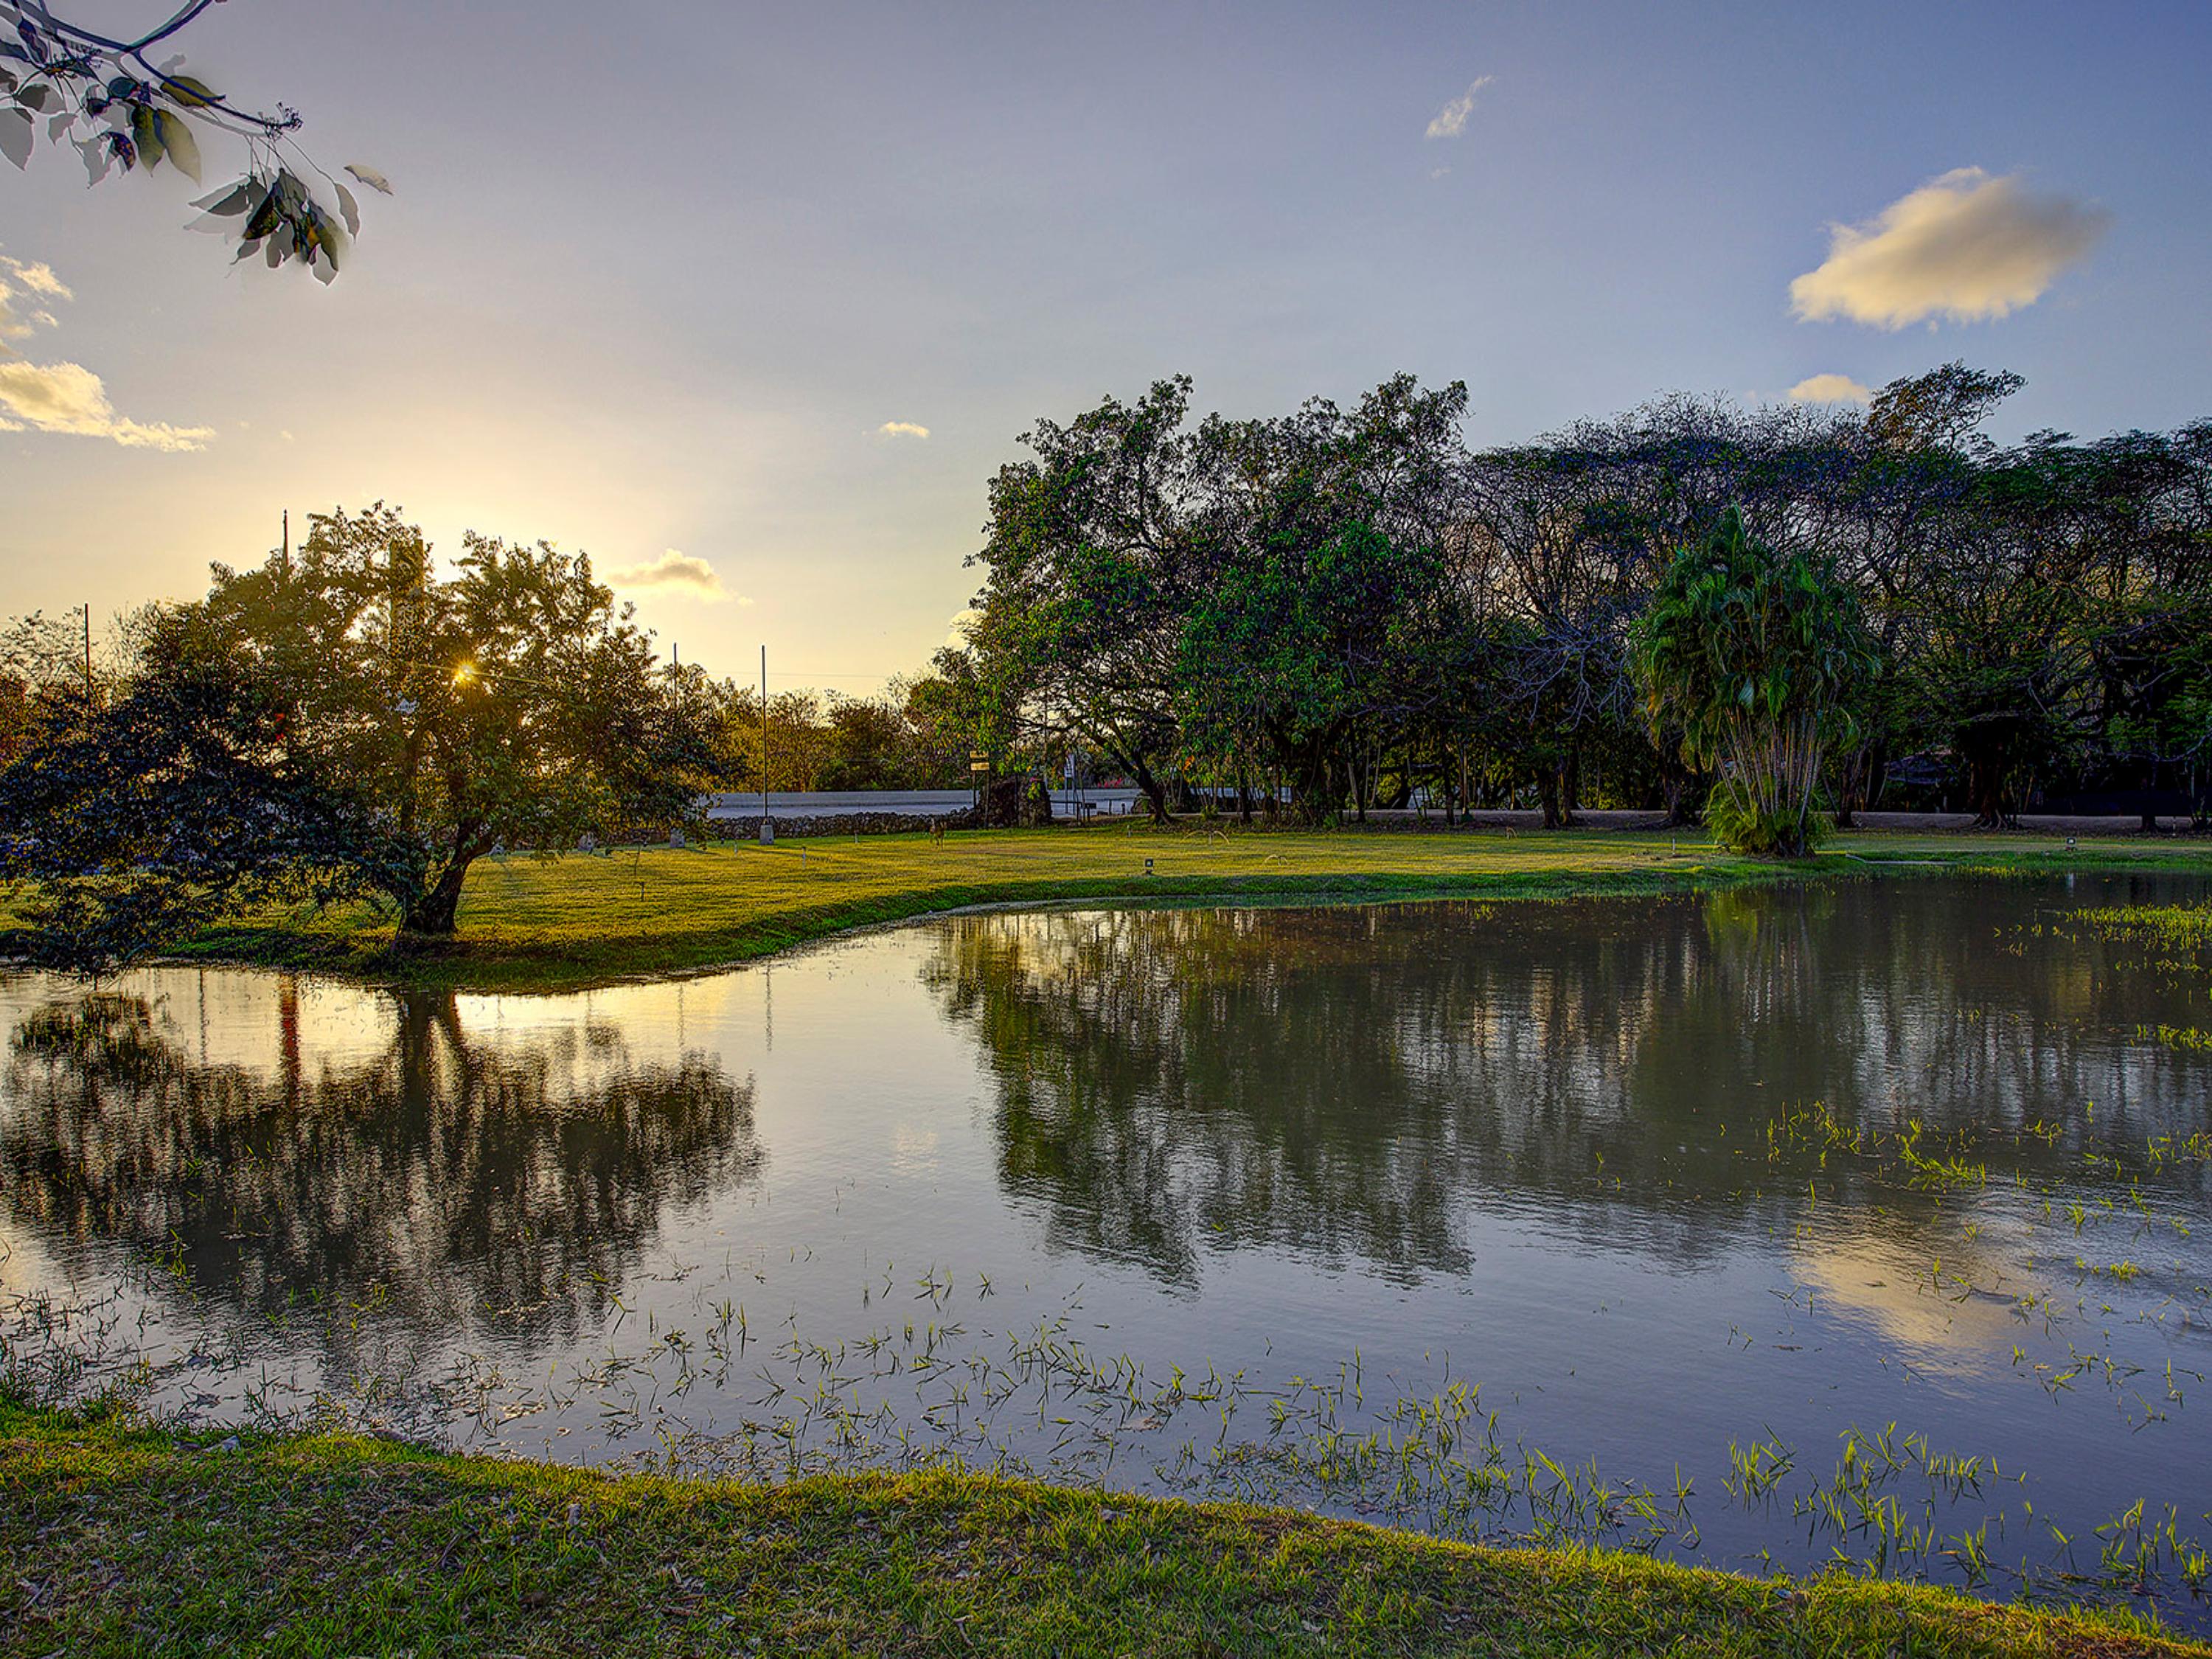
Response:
[702,810,980,840]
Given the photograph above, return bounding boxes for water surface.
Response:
[4,876,2208,1618]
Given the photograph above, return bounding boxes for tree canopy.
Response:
[956,367,2212,832]
[1630,507,1877,856]
[0,507,726,967]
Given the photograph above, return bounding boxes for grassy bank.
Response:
[2,1402,2202,1658]
[9,823,2210,993]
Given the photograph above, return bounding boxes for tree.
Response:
[1630,507,1877,857]
[1,0,383,278]
[1179,376,1468,824]
[189,505,715,936]
[0,608,413,972]
[968,378,1202,823]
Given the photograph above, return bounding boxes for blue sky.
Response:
[4,0,2207,692]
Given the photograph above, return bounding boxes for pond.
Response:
[4,875,2209,1623]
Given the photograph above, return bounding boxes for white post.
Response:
[759,645,775,844]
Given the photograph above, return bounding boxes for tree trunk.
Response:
[400,826,493,936]
[1537,766,1564,830]
[402,857,474,936]
[1833,745,1863,830]
[1966,748,2008,829]
[1130,756,1171,825]
[1537,756,1579,830]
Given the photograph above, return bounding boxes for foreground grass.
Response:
[2,1403,2202,1658]
[10,822,2210,993]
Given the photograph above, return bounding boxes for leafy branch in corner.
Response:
[0,0,387,280]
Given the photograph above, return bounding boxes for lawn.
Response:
[13,821,2209,992]
[4,1400,2202,1658]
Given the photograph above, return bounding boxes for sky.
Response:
[3,0,2208,695]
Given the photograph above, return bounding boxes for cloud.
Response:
[0,254,71,348]
[943,608,981,651]
[4,258,70,300]
[877,420,931,439]
[0,251,212,451]
[1425,76,1495,140]
[0,361,215,450]
[1787,373,1874,405]
[1790,168,2108,329]
[605,549,748,603]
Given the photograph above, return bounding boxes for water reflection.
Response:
[3,981,761,1339]
[0,880,2207,1621]
[929,883,2211,1287]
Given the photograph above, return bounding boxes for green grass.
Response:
[2073,901,2212,952]
[3,1401,2202,1658]
[10,822,2210,992]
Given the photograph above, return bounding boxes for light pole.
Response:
[759,645,774,844]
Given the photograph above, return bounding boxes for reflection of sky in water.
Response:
[1,876,2209,1618]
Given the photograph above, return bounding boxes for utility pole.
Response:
[81,602,91,703]
[759,645,774,844]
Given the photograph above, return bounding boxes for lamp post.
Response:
[759,646,774,844]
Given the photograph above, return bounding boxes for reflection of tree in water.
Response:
[926,907,1484,1285]
[927,882,2212,1286]
[2,987,762,1343]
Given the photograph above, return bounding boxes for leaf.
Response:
[12,80,45,111]
[344,162,393,195]
[131,103,163,170]
[242,184,283,241]
[162,74,220,109]
[0,107,29,170]
[335,181,360,236]
[153,110,200,182]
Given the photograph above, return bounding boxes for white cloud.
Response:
[943,608,981,651]
[877,420,931,439]
[0,254,70,348]
[1425,76,1495,140]
[0,251,212,451]
[605,549,749,603]
[1787,373,1874,406]
[4,258,70,300]
[1790,168,2108,329]
[0,360,215,451]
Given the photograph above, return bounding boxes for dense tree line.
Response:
[698,679,980,796]
[959,366,2212,830]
